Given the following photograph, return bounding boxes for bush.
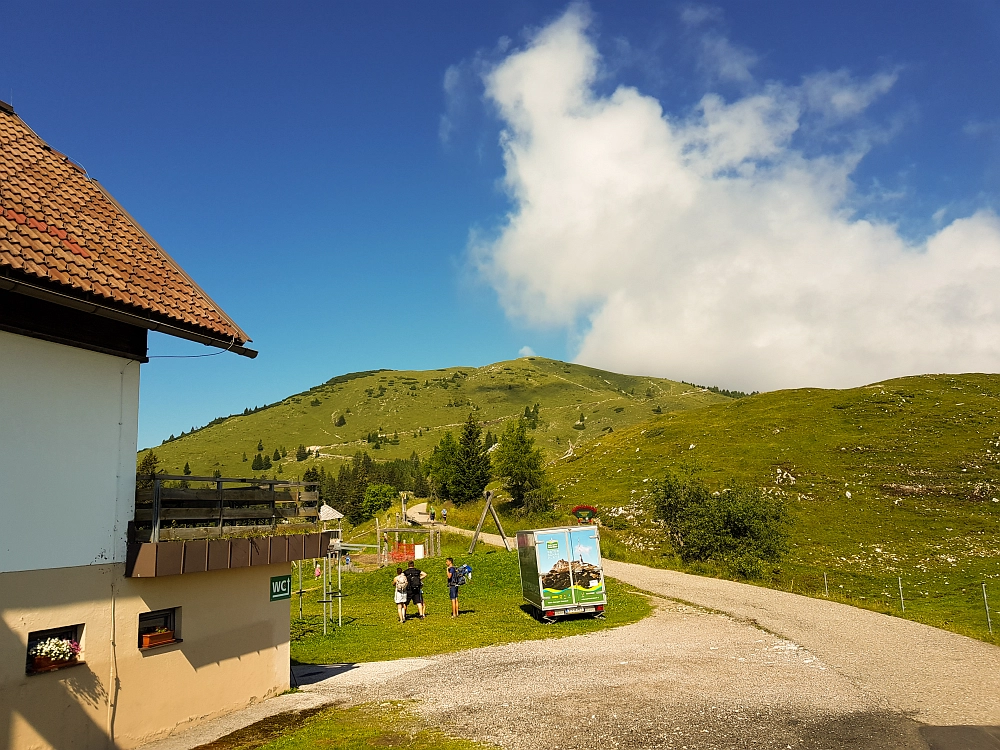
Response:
[652,471,788,579]
[361,483,396,521]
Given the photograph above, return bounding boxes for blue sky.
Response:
[4,2,1000,449]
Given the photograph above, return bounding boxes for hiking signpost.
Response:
[468,490,511,553]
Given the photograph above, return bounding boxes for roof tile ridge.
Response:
[1,108,89,176]
[88,178,251,345]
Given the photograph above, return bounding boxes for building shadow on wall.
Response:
[180,618,282,670]
[0,618,116,749]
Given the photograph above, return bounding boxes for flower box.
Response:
[141,630,175,648]
[31,655,78,673]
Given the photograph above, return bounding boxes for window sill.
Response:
[139,638,182,652]
[27,659,86,676]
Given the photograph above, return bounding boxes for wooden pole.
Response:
[488,502,511,551]
[468,496,492,554]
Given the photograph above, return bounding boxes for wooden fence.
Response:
[134,474,321,542]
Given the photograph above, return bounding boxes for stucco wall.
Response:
[0,330,140,573]
[0,562,292,750]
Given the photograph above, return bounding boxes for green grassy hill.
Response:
[148,358,730,477]
[547,373,1000,642]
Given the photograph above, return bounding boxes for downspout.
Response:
[108,358,136,744]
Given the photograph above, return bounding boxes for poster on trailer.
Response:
[535,527,605,608]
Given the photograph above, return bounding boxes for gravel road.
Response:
[147,517,999,750]
[296,586,1000,750]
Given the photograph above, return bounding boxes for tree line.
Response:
[426,412,552,514]
[303,451,430,526]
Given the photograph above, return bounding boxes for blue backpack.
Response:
[454,564,472,586]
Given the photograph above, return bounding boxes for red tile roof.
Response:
[0,101,251,350]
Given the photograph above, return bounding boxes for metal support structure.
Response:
[898,576,905,612]
[297,560,303,620]
[151,478,162,543]
[216,479,225,532]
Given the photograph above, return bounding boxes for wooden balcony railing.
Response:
[134,474,321,542]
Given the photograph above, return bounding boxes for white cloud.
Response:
[439,64,463,143]
[699,33,757,83]
[518,345,537,357]
[964,119,1000,137]
[679,4,722,28]
[472,7,1000,391]
[802,69,898,122]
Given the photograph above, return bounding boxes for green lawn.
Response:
[194,702,492,750]
[289,533,652,665]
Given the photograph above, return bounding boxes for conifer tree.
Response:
[242,452,248,462]
[296,444,308,462]
[493,418,546,509]
[263,454,272,470]
[257,439,264,452]
[183,461,192,476]
[273,448,281,462]
[136,450,160,489]
[252,453,264,471]
[426,432,458,501]
[451,413,491,505]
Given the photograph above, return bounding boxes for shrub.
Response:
[652,471,789,578]
[362,483,396,521]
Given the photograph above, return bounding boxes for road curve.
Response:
[427,512,1000,728]
[603,559,1000,727]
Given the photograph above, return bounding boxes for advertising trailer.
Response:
[516,526,607,621]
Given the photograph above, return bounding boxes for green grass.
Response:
[147,357,729,478]
[289,533,652,665]
[542,373,1000,644]
[194,702,492,750]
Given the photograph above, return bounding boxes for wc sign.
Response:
[270,574,292,601]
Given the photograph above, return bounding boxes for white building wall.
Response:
[0,329,140,573]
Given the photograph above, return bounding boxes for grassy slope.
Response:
[547,373,1000,643]
[198,702,492,750]
[149,357,729,477]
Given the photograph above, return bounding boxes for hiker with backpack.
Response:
[445,558,472,617]
[446,557,460,618]
[393,567,408,623]
[403,560,427,619]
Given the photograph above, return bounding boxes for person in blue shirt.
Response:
[446,557,459,618]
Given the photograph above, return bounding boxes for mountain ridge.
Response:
[147,357,732,478]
